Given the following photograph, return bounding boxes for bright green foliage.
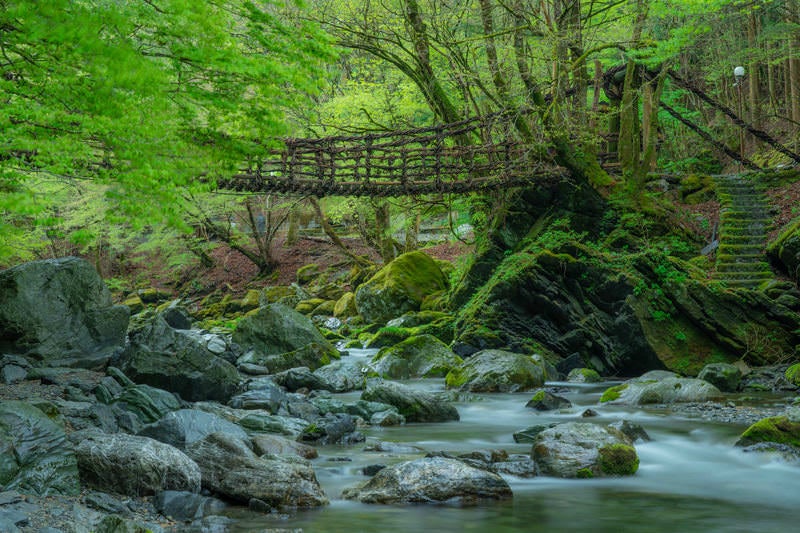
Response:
[786,364,800,387]
[0,0,334,262]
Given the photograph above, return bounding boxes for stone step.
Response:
[717,244,765,256]
[718,237,766,248]
[716,262,772,273]
[721,279,766,289]
[719,214,772,224]
[716,253,765,263]
[720,224,768,235]
[716,271,773,282]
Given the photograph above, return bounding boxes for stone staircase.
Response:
[713,174,774,289]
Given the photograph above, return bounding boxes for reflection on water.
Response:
[228,360,799,532]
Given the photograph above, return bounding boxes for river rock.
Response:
[355,251,448,324]
[137,408,249,450]
[152,490,227,522]
[238,342,340,374]
[361,380,459,423]
[341,456,512,504]
[525,389,572,411]
[368,334,462,379]
[117,314,241,402]
[600,371,722,405]
[531,422,638,478]
[185,432,328,509]
[111,384,182,424]
[735,415,800,448]
[566,368,603,383]
[445,349,546,392]
[0,401,80,496]
[271,367,336,393]
[232,303,337,368]
[250,434,318,459]
[0,257,129,368]
[313,357,367,392]
[75,432,201,495]
[698,363,742,392]
[235,377,290,410]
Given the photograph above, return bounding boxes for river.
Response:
[228,349,800,532]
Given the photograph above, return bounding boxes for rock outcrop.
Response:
[0,257,129,368]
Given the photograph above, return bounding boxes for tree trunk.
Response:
[308,197,372,268]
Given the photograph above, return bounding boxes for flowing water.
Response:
[229,350,800,532]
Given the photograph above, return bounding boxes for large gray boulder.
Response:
[600,371,722,405]
[355,251,448,324]
[0,257,129,368]
[445,349,546,392]
[117,315,240,402]
[342,456,512,504]
[137,409,249,450]
[75,432,200,495]
[531,422,639,478]
[369,334,462,379]
[233,304,337,371]
[0,401,80,496]
[185,432,328,509]
[313,358,368,392]
[361,380,459,423]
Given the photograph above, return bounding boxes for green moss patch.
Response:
[736,416,800,448]
[598,443,639,476]
[600,384,628,403]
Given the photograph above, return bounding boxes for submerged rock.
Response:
[0,257,129,368]
[361,380,459,423]
[531,422,638,478]
[341,456,512,504]
[525,389,572,411]
[445,349,546,392]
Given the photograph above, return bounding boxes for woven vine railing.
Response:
[218,114,575,197]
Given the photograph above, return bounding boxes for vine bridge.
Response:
[218,113,586,197]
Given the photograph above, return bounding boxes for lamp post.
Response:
[734,66,745,169]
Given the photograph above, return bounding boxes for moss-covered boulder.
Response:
[355,251,448,325]
[445,349,546,392]
[0,257,129,369]
[567,368,603,383]
[768,218,800,284]
[233,303,334,355]
[295,298,326,315]
[364,327,413,349]
[698,363,742,392]
[297,263,322,285]
[368,334,463,379]
[735,415,800,448]
[599,371,722,405]
[785,364,800,387]
[531,422,637,478]
[334,292,358,318]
